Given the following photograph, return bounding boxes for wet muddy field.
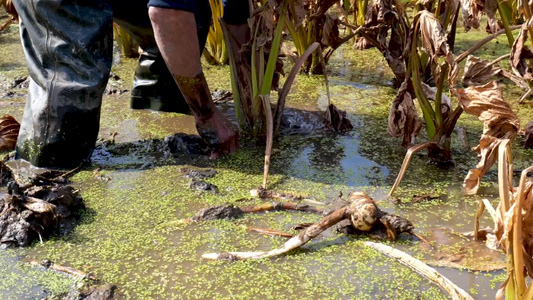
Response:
[2,19,533,299]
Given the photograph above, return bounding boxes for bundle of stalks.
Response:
[474,140,533,299]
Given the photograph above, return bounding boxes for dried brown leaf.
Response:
[321,14,341,48]
[2,0,18,20]
[484,0,501,33]
[460,0,483,31]
[462,55,502,86]
[510,19,533,81]
[457,81,519,194]
[387,79,422,147]
[417,11,451,62]
[0,115,20,150]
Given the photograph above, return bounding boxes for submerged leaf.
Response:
[0,115,20,150]
[387,79,422,147]
[324,104,353,133]
[457,81,519,194]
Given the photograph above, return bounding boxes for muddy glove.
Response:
[175,73,239,159]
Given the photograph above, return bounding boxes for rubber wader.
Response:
[13,0,210,169]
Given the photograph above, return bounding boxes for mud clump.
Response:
[64,283,119,300]
[189,180,219,194]
[0,184,84,248]
[164,133,210,156]
[192,204,244,221]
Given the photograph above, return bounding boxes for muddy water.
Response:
[2,22,533,299]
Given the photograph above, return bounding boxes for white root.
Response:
[365,242,474,300]
[203,206,348,260]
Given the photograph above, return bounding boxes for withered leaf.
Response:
[321,14,340,48]
[414,11,457,84]
[387,79,422,147]
[324,104,353,133]
[460,0,483,31]
[484,0,501,33]
[510,19,533,81]
[417,10,450,62]
[0,115,20,150]
[462,55,502,86]
[457,81,519,195]
[2,0,18,20]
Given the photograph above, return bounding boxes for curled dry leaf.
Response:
[459,0,501,33]
[484,0,501,33]
[510,19,533,81]
[354,0,407,84]
[462,55,502,86]
[457,81,519,195]
[414,11,458,84]
[460,0,482,31]
[417,10,450,62]
[321,14,341,48]
[1,0,18,20]
[387,79,422,147]
[0,115,20,151]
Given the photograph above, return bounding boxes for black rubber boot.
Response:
[115,0,211,114]
[13,0,114,169]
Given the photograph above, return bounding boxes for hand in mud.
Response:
[195,108,239,159]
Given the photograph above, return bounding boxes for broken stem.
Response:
[365,242,474,300]
[455,25,521,63]
[388,142,434,196]
[202,206,347,260]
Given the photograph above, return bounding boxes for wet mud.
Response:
[0,184,84,248]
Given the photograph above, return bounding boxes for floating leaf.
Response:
[456,81,519,194]
[0,115,20,150]
[324,104,353,133]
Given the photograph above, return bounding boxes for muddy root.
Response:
[192,204,245,221]
[202,193,426,260]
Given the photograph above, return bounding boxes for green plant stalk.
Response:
[285,18,304,56]
[251,24,260,99]
[261,3,287,95]
[358,0,368,26]
[218,18,248,129]
[297,22,310,55]
[434,0,442,19]
[497,0,516,47]
[434,63,448,127]
[409,39,437,139]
